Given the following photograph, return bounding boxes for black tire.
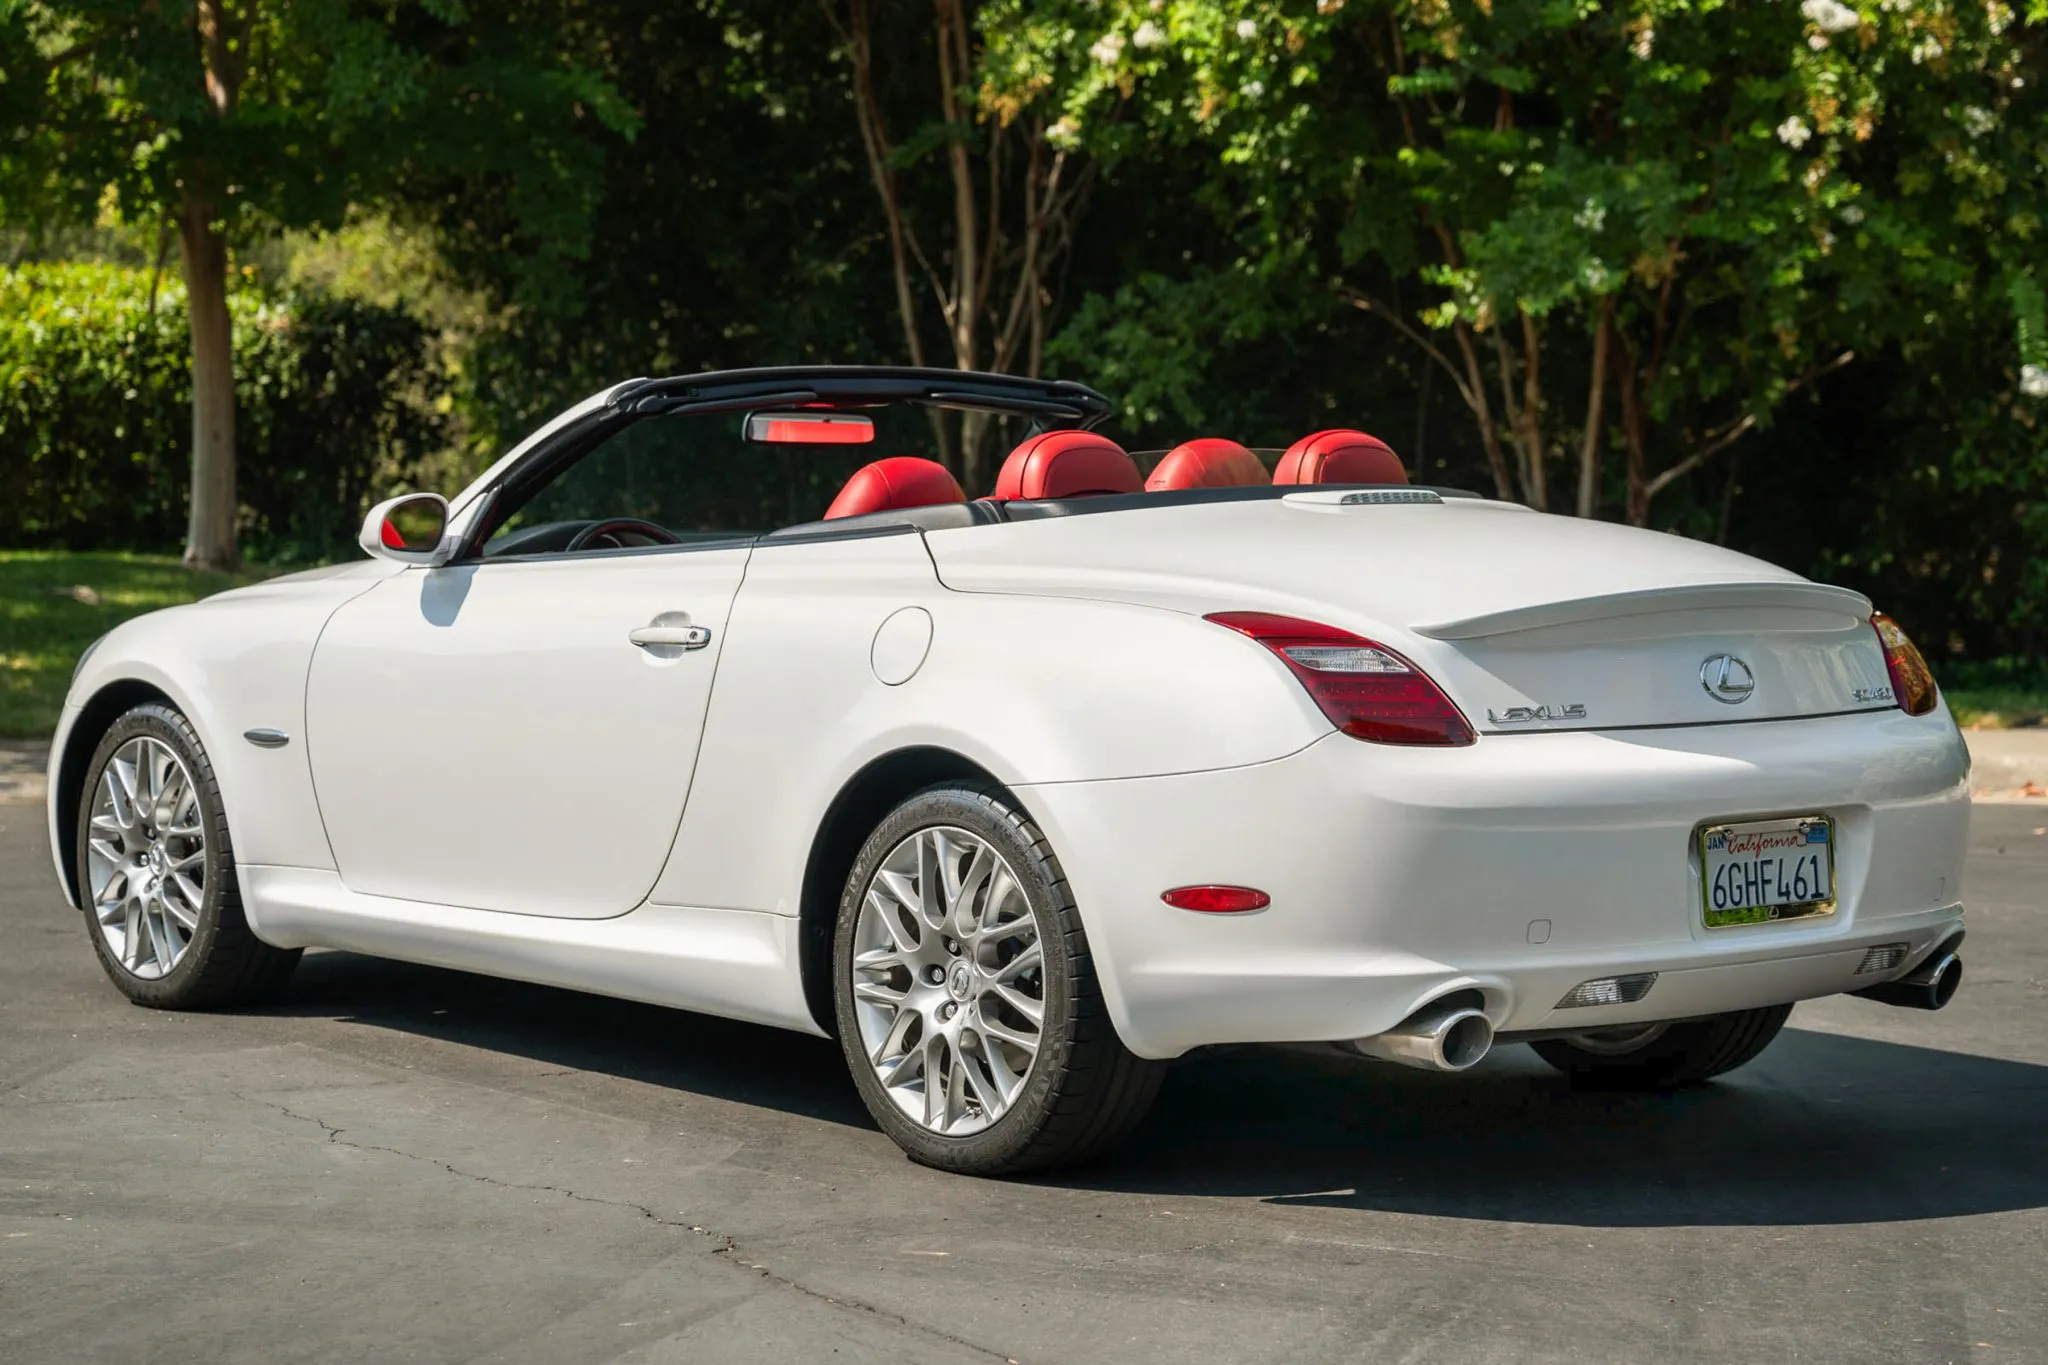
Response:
[832,782,1165,1176]
[1530,1004,1792,1088]
[75,702,301,1009]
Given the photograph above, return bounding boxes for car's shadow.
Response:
[265,950,2048,1229]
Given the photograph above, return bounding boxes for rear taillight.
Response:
[1871,612,1939,717]
[1205,611,1475,746]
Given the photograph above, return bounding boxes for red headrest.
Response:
[824,457,966,520]
[1272,429,1406,486]
[1144,438,1269,492]
[992,431,1142,500]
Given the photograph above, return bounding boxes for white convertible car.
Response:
[48,366,1971,1174]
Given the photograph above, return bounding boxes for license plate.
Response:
[1699,816,1836,928]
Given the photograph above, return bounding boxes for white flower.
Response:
[1961,106,1996,137]
[1047,116,1080,145]
[1809,32,1830,50]
[1237,17,1259,38]
[1840,203,1865,224]
[1910,36,1943,64]
[1634,26,1655,58]
[1132,20,1166,48]
[1574,198,1607,232]
[1800,0,1860,33]
[1241,78,1266,99]
[1089,31,1125,65]
[1818,229,1837,252]
[1777,115,1813,148]
[2023,364,2048,399]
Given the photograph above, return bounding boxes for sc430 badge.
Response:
[1486,703,1588,725]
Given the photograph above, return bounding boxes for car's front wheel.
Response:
[1529,1004,1792,1088]
[832,782,1164,1175]
[76,702,301,1009]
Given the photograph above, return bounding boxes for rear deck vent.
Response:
[1557,973,1658,1009]
[1856,943,1912,975]
[1340,489,1443,506]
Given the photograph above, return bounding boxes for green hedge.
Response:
[0,263,445,564]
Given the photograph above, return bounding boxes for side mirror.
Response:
[359,492,453,566]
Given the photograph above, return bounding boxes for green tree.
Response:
[987,0,2047,522]
[0,1,631,567]
[820,0,1098,487]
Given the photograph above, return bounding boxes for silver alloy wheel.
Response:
[86,736,206,980]
[850,825,1046,1136]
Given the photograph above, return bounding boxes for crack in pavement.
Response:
[237,1092,1018,1363]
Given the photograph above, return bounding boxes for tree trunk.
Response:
[1576,298,1613,519]
[1614,336,1650,527]
[178,187,238,572]
[181,0,245,571]
[1516,311,1546,511]
[1449,322,1516,501]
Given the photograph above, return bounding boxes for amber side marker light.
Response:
[1871,612,1939,716]
[1162,885,1272,914]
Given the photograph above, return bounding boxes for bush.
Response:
[0,263,445,564]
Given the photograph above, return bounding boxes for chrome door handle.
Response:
[629,624,712,650]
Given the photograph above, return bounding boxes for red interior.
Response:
[992,431,1143,500]
[823,457,967,520]
[1145,438,1270,492]
[1272,430,1407,486]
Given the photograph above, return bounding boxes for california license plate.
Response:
[1699,816,1836,928]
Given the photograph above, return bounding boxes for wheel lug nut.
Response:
[925,965,945,985]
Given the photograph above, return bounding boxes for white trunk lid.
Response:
[925,492,1901,733]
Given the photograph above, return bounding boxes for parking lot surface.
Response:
[3,801,2044,1364]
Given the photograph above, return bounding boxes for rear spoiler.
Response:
[1415,582,1875,642]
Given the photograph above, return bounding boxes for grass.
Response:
[1936,658,2048,729]
[1944,688,2048,730]
[0,551,266,738]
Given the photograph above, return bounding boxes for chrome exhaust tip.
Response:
[1852,944,1963,1012]
[1349,1000,1495,1072]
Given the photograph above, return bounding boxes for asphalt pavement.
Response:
[2,800,2044,1364]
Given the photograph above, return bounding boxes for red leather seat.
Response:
[992,431,1142,500]
[1272,429,1407,485]
[1144,438,1269,492]
[824,457,966,519]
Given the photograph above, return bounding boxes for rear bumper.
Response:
[1018,709,1972,1059]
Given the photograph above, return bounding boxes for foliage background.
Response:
[1,264,445,564]
[3,0,2045,663]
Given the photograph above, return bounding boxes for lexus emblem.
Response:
[1700,654,1756,705]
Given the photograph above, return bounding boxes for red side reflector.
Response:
[1161,885,1271,913]
[1205,611,1476,746]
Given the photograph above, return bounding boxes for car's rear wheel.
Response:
[832,782,1165,1175]
[1530,1004,1792,1088]
[76,702,301,1009]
